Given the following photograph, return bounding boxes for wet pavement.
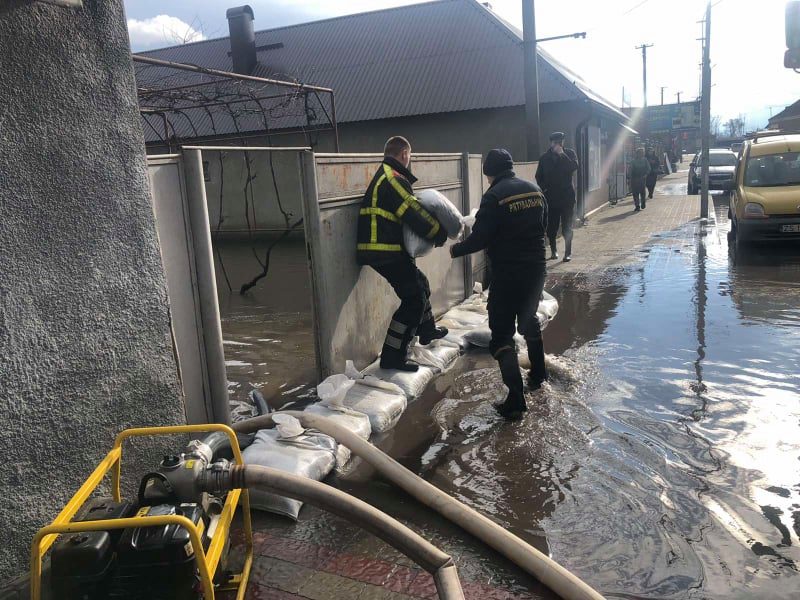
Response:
[218,169,800,599]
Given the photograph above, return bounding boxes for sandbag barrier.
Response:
[240,287,559,519]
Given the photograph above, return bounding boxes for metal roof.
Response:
[136,0,628,138]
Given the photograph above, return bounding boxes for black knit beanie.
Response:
[483,148,514,176]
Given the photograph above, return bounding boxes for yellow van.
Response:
[731,132,800,243]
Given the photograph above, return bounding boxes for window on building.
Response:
[588,126,601,191]
[202,160,212,182]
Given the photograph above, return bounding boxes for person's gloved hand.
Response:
[433,227,447,248]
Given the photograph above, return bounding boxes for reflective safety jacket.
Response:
[451,170,548,267]
[356,157,442,265]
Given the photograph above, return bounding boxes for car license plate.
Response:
[780,224,800,233]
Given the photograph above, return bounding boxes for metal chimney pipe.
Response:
[226,5,256,75]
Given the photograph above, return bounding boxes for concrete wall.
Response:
[0,0,185,583]
[203,149,305,235]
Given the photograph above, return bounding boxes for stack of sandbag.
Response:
[316,365,408,433]
[462,290,559,349]
[403,189,464,258]
[242,414,337,519]
[364,336,460,399]
[303,403,372,467]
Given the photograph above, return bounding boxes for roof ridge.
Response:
[134,0,457,55]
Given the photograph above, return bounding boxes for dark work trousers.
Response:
[546,200,575,251]
[488,264,548,383]
[646,173,657,198]
[371,257,435,357]
[631,179,646,208]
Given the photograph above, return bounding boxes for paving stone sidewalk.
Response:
[548,170,699,275]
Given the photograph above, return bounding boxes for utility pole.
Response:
[636,43,653,107]
[676,91,683,104]
[700,2,711,219]
[523,0,540,161]
[660,86,667,105]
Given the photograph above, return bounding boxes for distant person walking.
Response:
[535,131,579,262]
[629,147,651,212]
[645,148,660,199]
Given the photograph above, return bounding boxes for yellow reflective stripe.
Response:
[382,164,441,239]
[357,243,403,251]
[372,174,386,208]
[360,207,400,223]
[498,191,545,206]
[370,174,386,243]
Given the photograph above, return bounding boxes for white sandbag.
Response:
[403,189,464,258]
[462,291,559,349]
[419,189,463,238]
[403,229,434,258]
[441,308,488,328]
[316,373,356,405]
[325,378,408,433]
[243,424,337,520]
[364,360,438,400]
[538,290,559,327]
[412,339,460,371]
[304,403,372,467]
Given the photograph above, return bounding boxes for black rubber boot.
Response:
[380,323,419,372]
[563,239,572,263]
[526,337,548,390]
[495,349,526,420]
[418,325,449,345]
[380,347,419,372]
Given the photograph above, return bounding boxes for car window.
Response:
[744,152,800,187]
[708,153,736,166]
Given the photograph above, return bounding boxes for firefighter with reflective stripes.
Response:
[451,149,549,420]
[357,136,448,372]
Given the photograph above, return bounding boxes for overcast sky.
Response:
[123,0,798,129]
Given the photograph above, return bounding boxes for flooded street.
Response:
[216,183,800,599]
[374,192,800,598]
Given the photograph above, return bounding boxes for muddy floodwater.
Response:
[216,194,800,599]
[214,237,316,409]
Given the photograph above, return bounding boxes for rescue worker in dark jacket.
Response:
[450,149,549,420]
[535,132,579,262]
[357,136,448,372]
[629,147,651,211]
[645,148,660,199]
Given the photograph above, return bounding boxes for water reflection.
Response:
[401,200,800,598]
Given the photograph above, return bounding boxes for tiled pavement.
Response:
[548,169,699,275]
[221,170,702,600]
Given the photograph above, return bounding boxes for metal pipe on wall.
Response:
[182,148,231,424]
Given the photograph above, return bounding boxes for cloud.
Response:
[127,15,206,51]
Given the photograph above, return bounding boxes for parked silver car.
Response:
[688,149,737,194]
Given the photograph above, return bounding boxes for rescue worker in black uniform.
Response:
[535,132,579,262]
[356,136,448,372]
[450,149,549,420]
[645,147,660,200]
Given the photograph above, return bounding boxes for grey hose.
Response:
[226,464,464,600]
[233,412,605,600]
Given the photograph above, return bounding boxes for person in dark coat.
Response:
[535,132,579,262]
[450,149,549,420]
[645,148,660,199]
[356,136,448,372]
[628,147,651,212]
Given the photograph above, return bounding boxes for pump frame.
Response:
[30,424,253,600]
